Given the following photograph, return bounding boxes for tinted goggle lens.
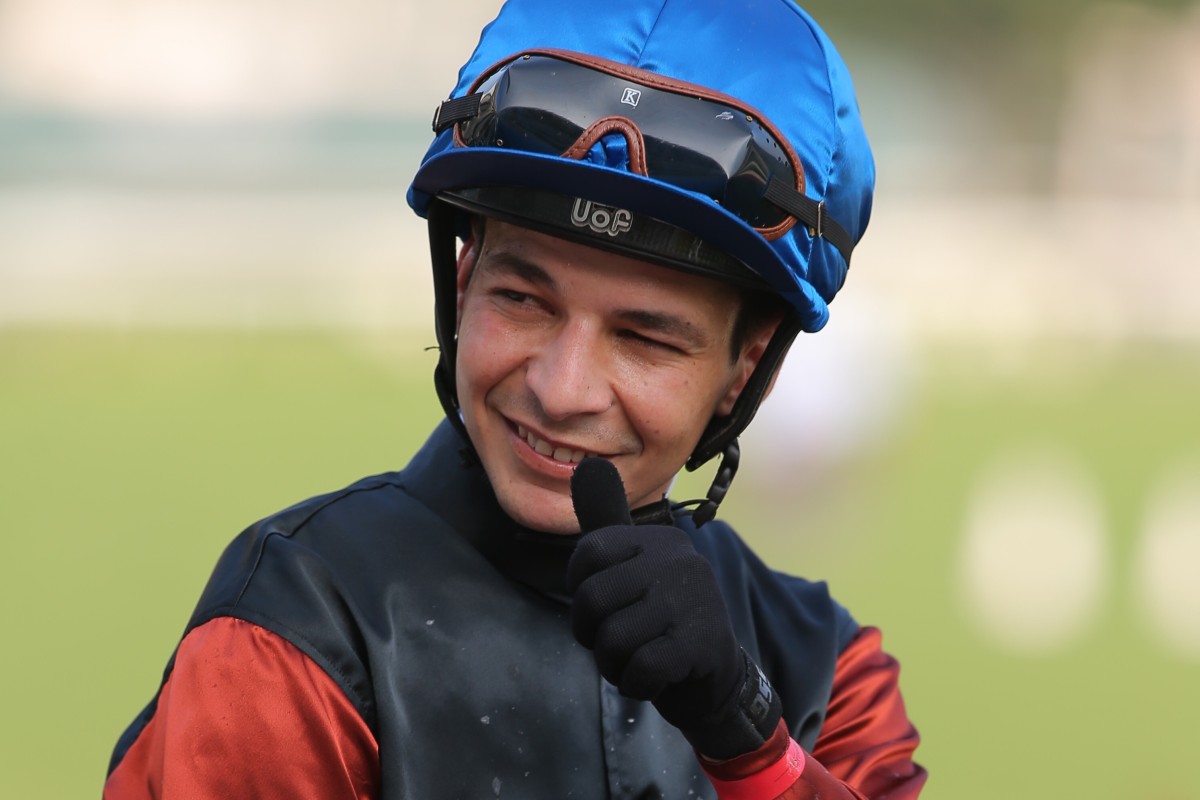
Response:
[455,55,798,230]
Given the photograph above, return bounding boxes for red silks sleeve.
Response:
[104,617,379,800]
[703,626,927,800]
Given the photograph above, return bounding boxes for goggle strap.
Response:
[433,94,482,133]
[764,177,855,264]
[434,93,856,265]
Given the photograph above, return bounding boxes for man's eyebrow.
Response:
[480,248,712,347]
[478,249,557,290]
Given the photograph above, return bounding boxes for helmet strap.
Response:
[690,439,741,526]
[686,313,802,470]
[428,200,472,448]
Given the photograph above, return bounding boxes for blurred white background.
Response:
[2,0,1196,336]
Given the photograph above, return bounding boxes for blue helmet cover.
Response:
[407,0,875,333]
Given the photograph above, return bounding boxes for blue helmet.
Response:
[407,0,875,520]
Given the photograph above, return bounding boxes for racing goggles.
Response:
[432,50,855,264]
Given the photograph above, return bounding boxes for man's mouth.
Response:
[515,423,592,465]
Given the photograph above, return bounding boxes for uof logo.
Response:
[571,199,633,237]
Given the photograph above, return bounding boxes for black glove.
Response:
[567,458,782,760]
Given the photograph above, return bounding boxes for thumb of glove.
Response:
[571,456,632,533]
[568,459,782,761]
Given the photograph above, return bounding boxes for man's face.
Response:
[454,219,772,534]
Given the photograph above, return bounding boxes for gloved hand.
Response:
[567,458,782,760]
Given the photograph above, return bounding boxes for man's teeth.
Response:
[517,424,589,464]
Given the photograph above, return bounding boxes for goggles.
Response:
[432,50,855,264]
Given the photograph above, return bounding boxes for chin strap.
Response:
[689,439,740,527]
[686,314,801,471]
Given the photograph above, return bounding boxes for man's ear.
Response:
[716,314,785,417]
[455,221,484,327]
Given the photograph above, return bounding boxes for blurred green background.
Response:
[2,1,1199,798]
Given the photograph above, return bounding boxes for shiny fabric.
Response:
[702,628,926,800]
[104,618,377,800]
[409,0,876,334]
[810,627,927,798]
[703,721,806,799]
[107,421,921,798]
[105,624,924,800]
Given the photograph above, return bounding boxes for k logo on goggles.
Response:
[432,49,855,264]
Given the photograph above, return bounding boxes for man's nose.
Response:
[524,322,614,420]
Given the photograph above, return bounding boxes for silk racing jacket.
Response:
[106,420,925,799]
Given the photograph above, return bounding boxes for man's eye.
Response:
[621,330,681,353]
[495,289,534,304]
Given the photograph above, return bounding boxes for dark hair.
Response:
[729,286,788,362]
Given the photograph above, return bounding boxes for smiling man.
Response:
[106,1,926,798]
[455,220,778,535]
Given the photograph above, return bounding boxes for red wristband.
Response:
[704,737,805,800]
